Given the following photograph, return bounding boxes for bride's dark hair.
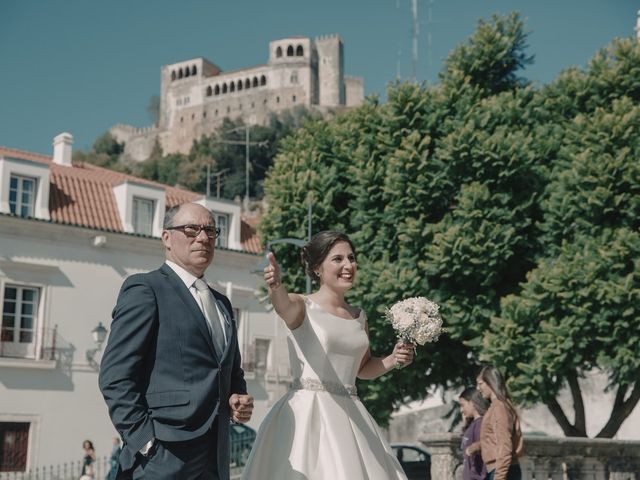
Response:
[301,231,356,282]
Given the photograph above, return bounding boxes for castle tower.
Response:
[315,35,345,107]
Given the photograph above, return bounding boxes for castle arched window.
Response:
[260,75,266,86]
[185,68,190,78]
[252,77,258,87]
[214,85,220,95]
[171,70,176,81]
[276,96,280,103]
[296,45,304,56]
[286,45,294,57]
[222,83,228,94]
[237,80,243,91]
[276,46,283,58]
[230,82,235,92]
[178,68,183,79]
[191,65,197,76]
[245,78,250,89]
[206,86,212,96]
[292,95,297,103]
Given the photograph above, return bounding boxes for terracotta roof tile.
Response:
[1,146,263,253]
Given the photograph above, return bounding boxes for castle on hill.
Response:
[111,34,364,161]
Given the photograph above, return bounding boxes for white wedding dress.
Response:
[241,297,407,480]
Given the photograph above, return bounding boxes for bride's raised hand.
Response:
[393,342,415,368]
[263,251,282,290]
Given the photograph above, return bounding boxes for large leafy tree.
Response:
[261,13,548,423]
[259,16,640,437]
[488,90,640,437]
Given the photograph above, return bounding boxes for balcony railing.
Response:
[0,326,60,362]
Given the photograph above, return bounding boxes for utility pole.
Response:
[245,126,250,207]
[206,165,229,198]
[205,126,267,204]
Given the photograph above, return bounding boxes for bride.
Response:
[241,231,414,479]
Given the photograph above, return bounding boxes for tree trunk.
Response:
[597,382,640,438]
[545,396,587,437]
[567,371,586,434]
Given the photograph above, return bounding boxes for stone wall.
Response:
[421,433,640,479]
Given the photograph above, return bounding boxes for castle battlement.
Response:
[112,34,364,161]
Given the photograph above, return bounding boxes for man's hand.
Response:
[229,393,254,424]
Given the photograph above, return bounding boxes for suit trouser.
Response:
[126,418,220,480]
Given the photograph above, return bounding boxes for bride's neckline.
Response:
[305,296,363,321]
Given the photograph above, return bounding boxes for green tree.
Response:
[72,131,130,172]
[259,14,640,437]
[488,95,640,437]
[261,13,547,424]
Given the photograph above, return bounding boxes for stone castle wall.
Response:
[113,34,364,161]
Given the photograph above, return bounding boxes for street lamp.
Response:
[86,322,108,370]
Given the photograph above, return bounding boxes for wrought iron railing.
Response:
[0,434,252,479]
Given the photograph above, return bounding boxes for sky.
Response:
[0,0,636,155]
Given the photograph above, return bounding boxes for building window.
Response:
[1,285,39,358]
[132,197,154,236]
[191,65,197,76]
[0,422,29,472]
[206,86,212,96]
[252,77,258,88]
[276,46,283,58]
[254,338,270,374]
[290,71,298,84]
[296,45,304,56]
[286,45,294,57]
[9,175,36,218]
[215,213,229,248]
[260,75,266,86]
[276,96,280,104]
[292,95,296,103]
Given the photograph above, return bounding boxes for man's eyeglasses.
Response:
[166,224,220,239]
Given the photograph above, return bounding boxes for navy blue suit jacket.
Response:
[99,264,247,478]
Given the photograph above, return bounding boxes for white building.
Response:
[0,134,290,472]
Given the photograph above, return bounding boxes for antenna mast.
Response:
[411,0,418,81]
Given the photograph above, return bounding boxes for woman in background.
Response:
[79,439,96,480]
[475,365,524,480]
[459,386,489,480]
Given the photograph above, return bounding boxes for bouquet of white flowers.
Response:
[385,296,444,346]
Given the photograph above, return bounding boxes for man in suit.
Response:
[99,203,253,479]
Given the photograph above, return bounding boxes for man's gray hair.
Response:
[163,204,216,229]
